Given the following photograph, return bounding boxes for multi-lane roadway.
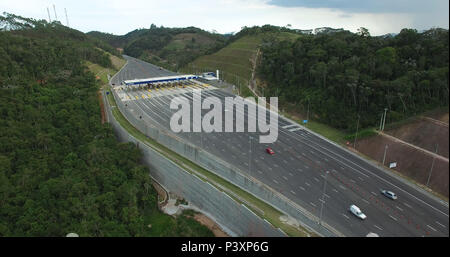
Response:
[110,55,449,237]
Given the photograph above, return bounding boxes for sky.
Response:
[1,0,448,36]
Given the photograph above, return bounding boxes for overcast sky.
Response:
[1,0,448,36]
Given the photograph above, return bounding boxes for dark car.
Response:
[381,190,397,200]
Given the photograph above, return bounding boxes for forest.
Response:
[0,13,212,236]
[258,27,449,130]
[89,25,228,70]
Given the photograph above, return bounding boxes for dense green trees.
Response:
[258,27,449,130]
[0,13,213,237]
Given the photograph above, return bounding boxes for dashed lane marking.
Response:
[389,215,398,221]
[427,225,437,232]
[299,186,305,191]
[342,214,350,219]
[436,221,446,228]
[403,203,412,209]
[374,225,383,231]
[396,206,403,212]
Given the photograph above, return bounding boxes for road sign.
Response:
[389,162,397,168]
[303,120,308,124]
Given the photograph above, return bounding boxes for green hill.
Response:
[88,26,227,70]
[182,26,300,96]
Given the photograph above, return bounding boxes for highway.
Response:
[111,55,449,237]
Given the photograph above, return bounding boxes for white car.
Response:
[350,205,367,220]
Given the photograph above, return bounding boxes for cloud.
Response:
[0,0,447,36]
[266,0,446,14]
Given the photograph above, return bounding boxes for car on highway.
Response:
[349,205,366,220]
[266,147,275,155]
[381,190,397,200]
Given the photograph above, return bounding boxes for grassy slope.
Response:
[183,32,300,89]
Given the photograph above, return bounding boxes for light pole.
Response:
[382,108,388,131]
[379,112,384,131]
[382,144,388,165]
[426,144,439,187]
[249,136,254,177]
[319,170,329,225]
[353,114,360,149]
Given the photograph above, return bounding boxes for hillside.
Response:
[0,13,213,237]
[182,25,300,96]
[257,27,449,131]
[88,26,227,70]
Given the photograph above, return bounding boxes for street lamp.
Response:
[426,144,439,187]
[353,114,360,149]
[382,108,388,131]
[382,144,388,165]
[249,136,254,177]
[319,170,329,225]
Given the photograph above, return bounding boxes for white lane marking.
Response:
[282,176,288,181]
[282,124,297,129]
[273,179,279,184]
[374,225,383,231]
[314,177,320,182]
[257,170,263,174]
[396,206,404,212]
[318,199,325,204]
[290,190,296,195]
[371,191,377,196]
[435,221,446,228]
[289,127,302,132]
[358,177,364,181]
[320,174,325,179]
[324,194,330,198]
[305,182,311,187]
[389,215,398,221]
[289,172,293,176]
[426,225,437,232]
[332,189,339,193]
[267,167,273,170]
[362,199,370,204]
[283,160,288,164]
[290,157,295,161]
[310,202,317,207]
[339,185,346,190]
[342,214,350,219]
[299,186,305,191]
[403,202,412,209]
[297,168,303,172]
[350,179,356,183]
[302,152,306,156]
[274,164,279,167]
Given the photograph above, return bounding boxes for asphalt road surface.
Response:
[111,55,449,237]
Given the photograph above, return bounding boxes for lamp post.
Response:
[353,114,360,149]
[249,136,254,177]
[382,108,388,131]
[382,144,388,165]
[426,144,439,187]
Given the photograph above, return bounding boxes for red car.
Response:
[266,147,275,155]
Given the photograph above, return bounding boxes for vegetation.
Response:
[0,13,212,237]
[258,27,449,132]
[88,25,227,70]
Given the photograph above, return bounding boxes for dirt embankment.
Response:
[192,214,229,237]
[385,117,449,158]
[355,134,449,197]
